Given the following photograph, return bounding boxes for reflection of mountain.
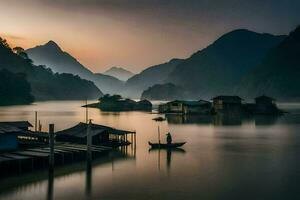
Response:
[166,114,280,126]
[166,114,213,125]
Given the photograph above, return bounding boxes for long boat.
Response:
[148,142,186,149]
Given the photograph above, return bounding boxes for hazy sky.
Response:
[0,0,299,73]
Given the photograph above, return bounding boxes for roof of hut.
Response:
[168,100,210,106]
[0,121,33,134]
[55,122,135,138]
[0,121,33,129]
[255,95,275,101]
[0,124,22,134]
[211,96,243,101]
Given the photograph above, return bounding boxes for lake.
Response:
[0,101,300,200]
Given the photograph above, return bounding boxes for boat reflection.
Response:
[149,148,186,175]
[166,114,280,126]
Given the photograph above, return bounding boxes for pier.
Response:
[0,142,112,177]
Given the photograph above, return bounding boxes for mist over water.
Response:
[0,101,300,200]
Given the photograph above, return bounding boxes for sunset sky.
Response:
[0,0,299,73]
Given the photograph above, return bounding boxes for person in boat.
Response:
[166,132,172,144]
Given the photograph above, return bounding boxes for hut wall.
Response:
[0,134,18,151]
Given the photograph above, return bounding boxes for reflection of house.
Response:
[166,114,213,124]
[212,96,243,114]
[56,122,135,146]
[158,100,211,114]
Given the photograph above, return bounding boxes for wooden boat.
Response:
[148,142,186,149]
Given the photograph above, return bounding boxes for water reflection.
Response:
[1,101,300,200]
[85,162,92,200]
[148,148,186,175]
[47,170,54,200]
[166,114,280,126]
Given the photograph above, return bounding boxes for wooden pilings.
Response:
[49,124,55,171]
[87,120,92,163]
[35,111,38,132]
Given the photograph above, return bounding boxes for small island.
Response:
[84,94,152,112]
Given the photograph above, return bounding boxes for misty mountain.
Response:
[240,26,300,101]
[0,38,101,101]
[103,67,134,81]
[141,83,186,101]
[167,29,286,99]
[123,58,184,98]
[26,41,124,95]
[93,73,124,94]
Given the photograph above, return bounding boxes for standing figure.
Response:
[166,132,172,144]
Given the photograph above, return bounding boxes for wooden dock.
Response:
[0,143,112,177]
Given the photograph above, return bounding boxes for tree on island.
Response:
[99,94,122,102]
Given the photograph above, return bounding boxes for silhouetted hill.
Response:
[26,41,124,94]
[123,58,184,98]
[104,67,134,81]
[240,26,300,100]
[0,69,34,105]
[93,73,124,94]
[167,29,286,99]
[0,38,101,100]
[141,83,186,101]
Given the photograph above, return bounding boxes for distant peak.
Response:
[44,40,61,51]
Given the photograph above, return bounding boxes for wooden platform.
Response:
[0,143,112,177]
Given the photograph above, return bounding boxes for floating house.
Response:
[55,122,136,146]
[212,96,243,114]
[158,100,211,114]
[244,95,283,115]
[0,121,48,151]
[0,124,21,151]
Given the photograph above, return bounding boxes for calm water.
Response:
[1,101,300,200]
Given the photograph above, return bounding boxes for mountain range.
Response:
[122,58,184,98]
[6,25,300,103]
[26,41,124,95]
[103,67,134,81]
[239,26,300,100]
[166,29,286,99]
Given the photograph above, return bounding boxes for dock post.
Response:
[35,111,38,132]
[49,124,55,171]
[87,120,92,163]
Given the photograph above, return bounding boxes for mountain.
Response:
[240,26,300,100]
[0,69,34,105]
[167,29,286,99]
[141,83,186,101]
[0,37,101,101]
[103,67,134,81]
[123,58,184,98]
[26,41,124,95]
[93,73,124,94]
